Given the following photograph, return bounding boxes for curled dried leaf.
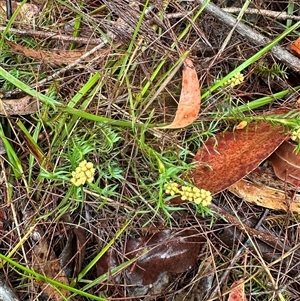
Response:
[161,58,201,129]
[290,37,300,58]
[229,178,300,213]
[0,96,38,115]
[0,1,39,24]
[269,140,300,187]
[228,279,247,301]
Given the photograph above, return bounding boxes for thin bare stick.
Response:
[223,7,300,21]
[138,58,185,117]
[167,9,300,21]
[208,208,270,299]
[208,0,252,70]
[197,0,300,72]
[0,26,104,45]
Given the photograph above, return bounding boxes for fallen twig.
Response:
[0,26,104,45]
[210,203,282,246]
[223,8,300,21]
[208,208,270,299]
[167,9,300,21]
[197,0,300,73]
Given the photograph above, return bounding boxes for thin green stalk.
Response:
[117,0,150,82]
[72,215,135,285]
[77,257,138,293]
[230,85,300,114]
[0,0,28,48]
[56,106,161,128]
[0,123,23,179]
[0,253,108,301]
[136,0,210,103]
[202,20,300,99]
[0,67,61,107]
[286,0,294,28]
[69,1,83,51]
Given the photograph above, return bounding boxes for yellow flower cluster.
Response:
[291,127,300,142]
[164,181,180,195]
[224,72,244,87]
[71,160,95,186]
[164,182,212,206]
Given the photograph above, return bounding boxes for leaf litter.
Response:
[1,0,300,300]
[160,58,201,129]
[192,121,287,194]
[96,229,204,297]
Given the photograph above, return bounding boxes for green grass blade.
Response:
[202,20,300,99]
[0,67,61,106]
[0,253,109,301]
[0,124,23,178]
[72,216,135,285]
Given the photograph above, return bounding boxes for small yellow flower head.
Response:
[193,189,212,206]
[291,127,300,142]
[224,72,244,87]
[181,186,212,206]
[180,186,193,201]
[164,181,180,196]
[71,160,95,186]
[164,182,212,207]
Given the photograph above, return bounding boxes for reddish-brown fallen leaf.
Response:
[59,228,87,278]
[0,210,5,230]
[290,37,300,58]
[161,58,201,129]
[6,41,87,66]
[229,178,300,212]
[269,140,300,187]
[96,248,120,278]
[95,229,204,295]
[126,229,204,285]
[192,122,287,194]
[228,279,247,301]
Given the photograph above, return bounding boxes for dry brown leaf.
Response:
[228,279,247,301]
[192,122,287,194]
[31,228,70,300]
[0,210,5,231]
[229,178,300,213]
[6,41,87,66]
[161,58,200,129]
[0,96,38,115]
[0,1,39,24]
[290,37,300,58]
[269,140,300,187]
[125,229,203,285]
